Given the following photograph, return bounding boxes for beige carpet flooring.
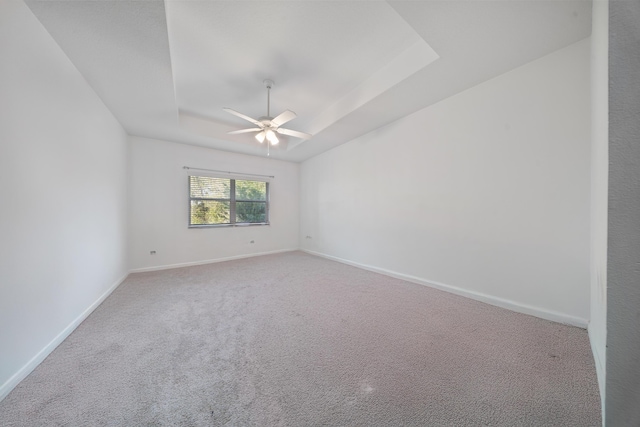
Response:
[0,251,601,426]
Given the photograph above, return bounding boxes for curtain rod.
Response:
[183,166,274,179]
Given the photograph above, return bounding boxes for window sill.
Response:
[189,223,270,229]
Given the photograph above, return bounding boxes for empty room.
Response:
[1,0,638,425]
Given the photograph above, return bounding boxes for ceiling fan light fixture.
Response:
[266,129,278,145]
[255,131,266,143]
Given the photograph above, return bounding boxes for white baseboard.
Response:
[588,324,606,424]
[129,248,299,273]
[303,249,588,329]
[0,250,297,402]
[0,273,129,403]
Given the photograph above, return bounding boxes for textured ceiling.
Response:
[25,0,592,162]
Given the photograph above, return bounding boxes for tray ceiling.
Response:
[25,0,591,162]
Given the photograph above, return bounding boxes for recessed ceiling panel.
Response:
[165,1,431,145]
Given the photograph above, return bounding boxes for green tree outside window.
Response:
[189,176,269,226]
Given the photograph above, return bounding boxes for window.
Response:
[189,176,269,227]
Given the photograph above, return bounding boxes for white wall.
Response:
[129,137,299,271]
[0,0,129,400]
[300,39,591,325]
[606,1,640,424]
[590,0,608,414]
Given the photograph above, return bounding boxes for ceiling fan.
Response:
[223,79,312,147]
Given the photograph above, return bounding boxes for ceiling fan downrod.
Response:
[264,79,273,118]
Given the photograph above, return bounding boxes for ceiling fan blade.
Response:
[223,108,262,127]
[271,110,297,127]
[227,128,261,135]
[276,127,312,140]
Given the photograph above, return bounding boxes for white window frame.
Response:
[188,175,270,228]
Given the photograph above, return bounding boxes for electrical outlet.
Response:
[150,250,156,255]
